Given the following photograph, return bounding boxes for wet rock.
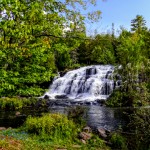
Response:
[85,101,92,105]
[96,99,106,106]
[116,74,121,80]
[55,95,68,99]
[105,71,112,78]
[54,101,71,107]
[59,70,67,77]
[70,101,77,105]
[97,128,107,139]
[44,95,50,99]
[105,129,111,135]
[92,101,98,105]
[83,126,92,133]
[78,101,84,105]
[79,132,92,140]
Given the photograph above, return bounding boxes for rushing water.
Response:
[44,65,120,101]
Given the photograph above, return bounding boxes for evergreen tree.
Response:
[131,15,147,33]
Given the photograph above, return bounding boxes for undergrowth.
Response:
[0,113,110,150]
[0,97,38,110]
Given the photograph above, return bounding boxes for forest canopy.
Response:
[0,0,100,96]
[0,1,150,106]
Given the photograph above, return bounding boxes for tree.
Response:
[131,15,147,33]
[77,33,116,65]
[110,28,150,106]
[0,0,101,97]
[90,34,115,64]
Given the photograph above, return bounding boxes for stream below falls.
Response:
[0,104,137,131]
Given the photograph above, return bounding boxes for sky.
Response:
[85,0,150,36]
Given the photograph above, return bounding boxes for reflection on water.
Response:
[0,108,48,128]
[0,105,130,130]
[87,106,128,130]
[48,105,129,130]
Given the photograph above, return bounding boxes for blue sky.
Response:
[85,0,150,35]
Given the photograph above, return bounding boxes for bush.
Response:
[24,114,78,141]
[127,109,150,150]
[110,133,127,150]
[106,90,124,107]
[67,106,87,127]
[87,135,106,149]
[0,97,38,110]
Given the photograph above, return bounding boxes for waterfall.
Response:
[45,65,117,101]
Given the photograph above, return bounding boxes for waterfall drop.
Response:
[45,65,117,101]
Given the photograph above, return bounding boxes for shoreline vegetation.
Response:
[0,97,150,150]
[0,111,128,150]
[0,107,150,150]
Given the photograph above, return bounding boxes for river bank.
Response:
[0,96,150,150]
[0,112,125,150]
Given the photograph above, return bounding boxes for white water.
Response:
[45,65,118,101]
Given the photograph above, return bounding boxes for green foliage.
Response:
[0,0,58,96]
[24,113,78,142]
[0,127,110,150]
[0,97,38,110]
[110,133,127,150]
[131,15,147,33]
[106,90,125,107]
[87,135,107,149]
[0,0,101,97]
[127,109,150,150]
[67,106,87,127]
[77,34,116,65]
[109,25,150,107]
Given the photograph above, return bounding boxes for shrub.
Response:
[67,106,87,127]
[110,133,127,150]
[106,90,124,107]
[127,108,150,150]
[24,114,78,141]
[0,97,38,110]
[87,135,106,149]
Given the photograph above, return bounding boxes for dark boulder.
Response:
[55,95,68,99]
[44,95,50,100]
[96,99,106,106]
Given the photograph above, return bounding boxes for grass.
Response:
[0,132,110,150]
[0,113,110,150]
[0,134,23,150]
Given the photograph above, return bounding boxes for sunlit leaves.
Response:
[0,0,102,97]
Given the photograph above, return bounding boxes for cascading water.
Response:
[44,65,118,101]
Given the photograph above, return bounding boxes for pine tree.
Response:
[131,15,147,33]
